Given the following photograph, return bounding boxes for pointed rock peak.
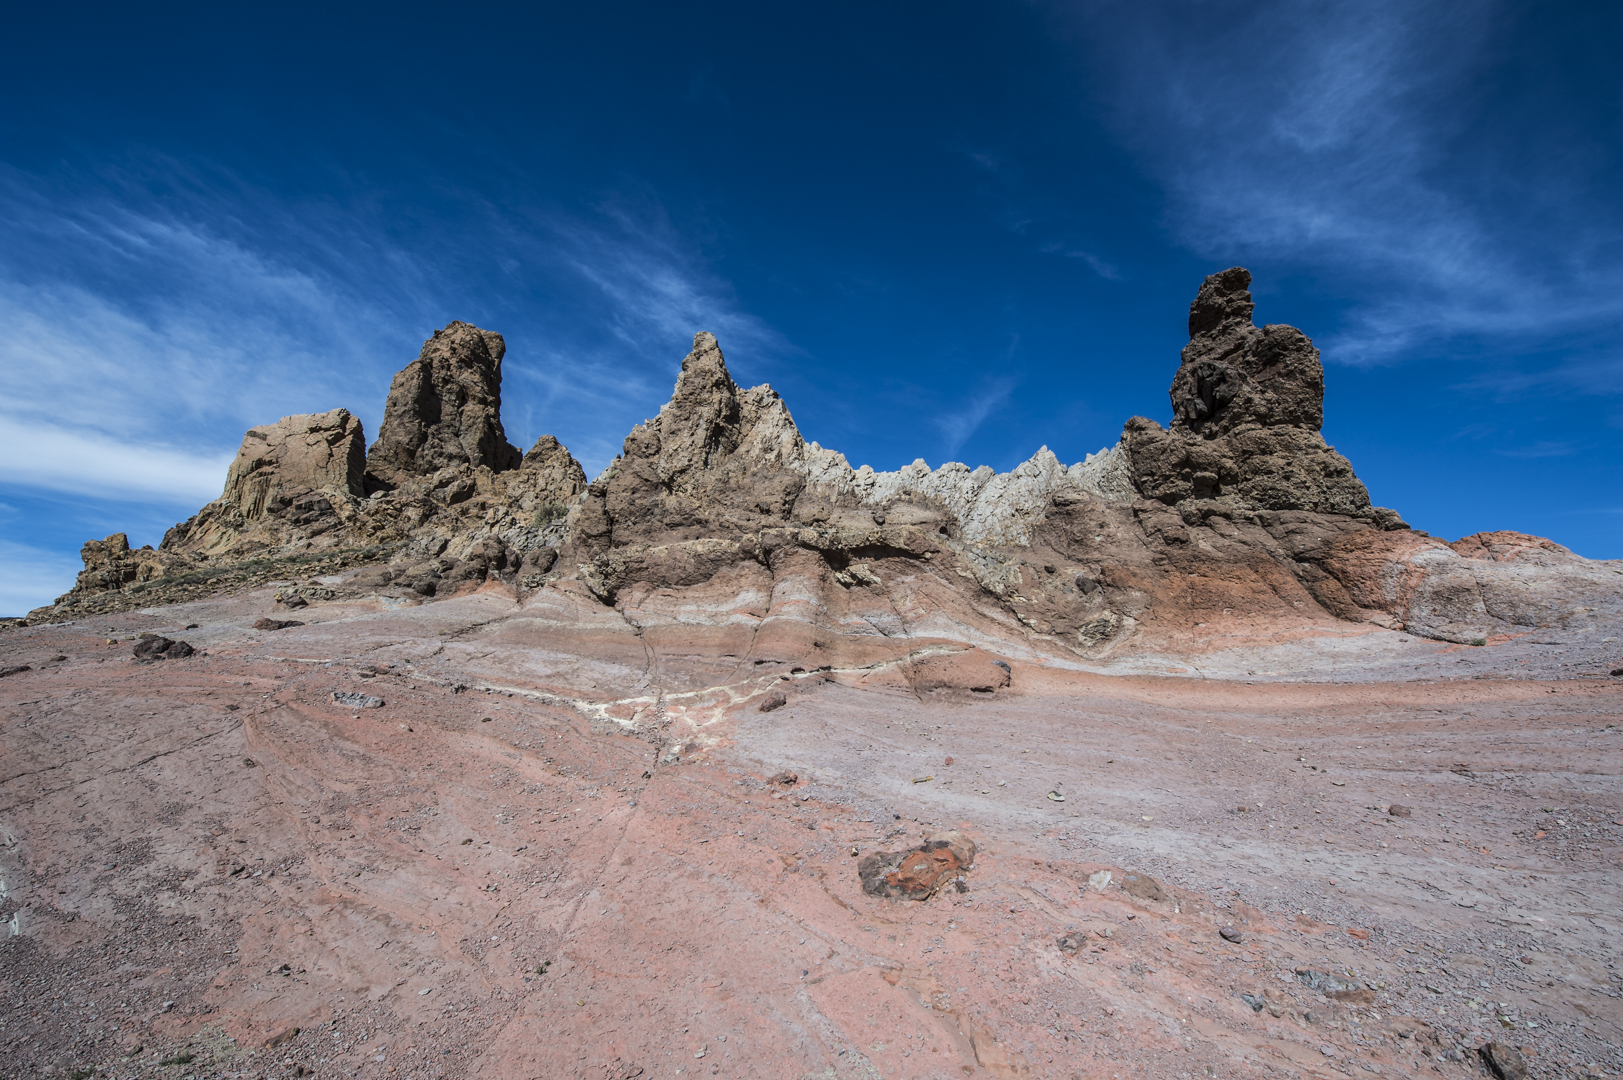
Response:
[1187,266,1255,339]
[653,331,743,469]
[667,332,739,415]
[521,434,570,470]
[684,331,724,371]
[430,320,506,366]
[368,320,521,483]
[518,434,589,504]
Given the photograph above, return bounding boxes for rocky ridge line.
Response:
[26,269,1617,654]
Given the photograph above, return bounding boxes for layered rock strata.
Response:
[32,272,1617,653]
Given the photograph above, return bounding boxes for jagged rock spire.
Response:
[1169,267,1324,436]
[1125,267,1370,515]
[367,321,522,484]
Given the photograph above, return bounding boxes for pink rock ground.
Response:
[2,578,1621,1080]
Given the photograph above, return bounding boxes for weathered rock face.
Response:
[36,270,1617,655]
[51,533,194,612]
[223,409,367,519]
[366,321,522,485]
[568,333,810,556]
[52,322,588,616]
[516,435,589,510]
[1123,267,1379,520]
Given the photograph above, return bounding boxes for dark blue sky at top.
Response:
[1,1,1620,612]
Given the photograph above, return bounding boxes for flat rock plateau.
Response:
[3,270,1620,1080]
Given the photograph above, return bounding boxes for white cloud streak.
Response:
[0,539,83,617]
[0,416,232,504]
[933,380,1017,458]
[0,166,786,499]
[1058,0,1623,367]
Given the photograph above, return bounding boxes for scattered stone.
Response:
[1056,933,1084,955]
[1611,667,1623,677]
[243,758,257,768]
[1094,926,1114,939]
[858,831,977,901]
[1346,927,1369,940]
[1240,993,1265,1012]
[1219,926,1242,943]
[1295,968,1370,1002]
[332,691,384,709]
[1119,872,1170,902]
[278,593,309,609]
[759,691,787,713]
[1388,804,1413,817]
[1046,790,1065,802]
[1086,870,1113,891]
[1478,1041,1529,1080]
[253,618,304,631]
[132,636,194,660]
[0,664,31,678]
[768,771,798,786]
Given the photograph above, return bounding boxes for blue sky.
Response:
[2,1,1620,613]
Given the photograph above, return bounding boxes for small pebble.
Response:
[1219,926,1243,943]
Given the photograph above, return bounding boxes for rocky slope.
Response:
[28,269,1619,656]
[5,270,1622,1080]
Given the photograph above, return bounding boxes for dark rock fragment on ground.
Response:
[1295,968,1372,1002]
[1119,872,1170,902]
[253,618,304,631]
[133,636,194,660]
[858,831,977,901]
[332,692,384,709]
[1478,1041,1528,1080]
[759,691,787,713]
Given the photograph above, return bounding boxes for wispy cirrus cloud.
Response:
[0,161,420,508]
[1051,0,1623,371]
[0,539,84,617]
[0,155,793,623]
[933,337,1021,459]
[0,161,789,503]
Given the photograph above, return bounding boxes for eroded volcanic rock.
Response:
[225,409,368,517]
[367,320,522,485]
[30,270,1620,654]
[7,269,1622,1080]
[1124,267,1382,520]
[162,409,368,557]
[858,831,978,900]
